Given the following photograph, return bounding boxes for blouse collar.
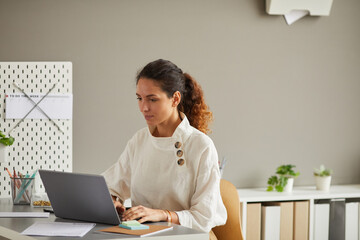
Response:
[147,112,193,150]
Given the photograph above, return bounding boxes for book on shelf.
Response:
[246,203,261,240]
[262,201,294,240]
[279,202,294,240]
[293,201,309,240]
[313,202,330,240]
[329,199,345,240]
[261,204,281,240]
[345,201,359,240]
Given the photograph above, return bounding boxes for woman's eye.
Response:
[137,97,142,101]
[150,99,158,102]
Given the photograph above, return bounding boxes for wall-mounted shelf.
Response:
[266,0,333,16]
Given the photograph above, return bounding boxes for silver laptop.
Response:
[39,170,121,225]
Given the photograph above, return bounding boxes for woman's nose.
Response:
[140,102,149,112]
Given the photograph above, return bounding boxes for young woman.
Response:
[102,59,227,238]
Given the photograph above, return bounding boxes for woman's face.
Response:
[136,78,177,126]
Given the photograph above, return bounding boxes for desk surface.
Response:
[0,198,208,240]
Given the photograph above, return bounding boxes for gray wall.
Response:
[1,0,359,188]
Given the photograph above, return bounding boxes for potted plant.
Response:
[0,130,14,163]
[314,165,332,191]
[267,164,300,192]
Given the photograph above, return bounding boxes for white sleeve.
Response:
[175,143,227,232]
[101,140,133,203]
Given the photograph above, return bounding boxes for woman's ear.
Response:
[172,91,181,107]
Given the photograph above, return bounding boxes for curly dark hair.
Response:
[136,59,213,134]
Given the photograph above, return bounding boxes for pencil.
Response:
[5,168,13,178]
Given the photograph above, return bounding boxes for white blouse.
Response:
[102,114,227,232]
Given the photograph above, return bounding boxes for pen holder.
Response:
[10,177,34,205]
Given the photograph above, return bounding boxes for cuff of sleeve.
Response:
[109,190,124,204]
[175,210,191,229]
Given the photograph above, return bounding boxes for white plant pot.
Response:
[315,176,331,191]
[283,178,294,193]
[0,144,8,163]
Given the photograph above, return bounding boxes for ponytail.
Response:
[179,73,213,134]
[136,59,213,134]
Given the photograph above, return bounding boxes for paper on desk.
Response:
[0,212,49,218]
[22,222,96,237]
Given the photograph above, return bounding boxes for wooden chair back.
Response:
[212,179,244,240]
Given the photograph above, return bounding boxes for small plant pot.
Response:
[283,178,294,192]
[0,144,7,163]
[315,176,331,191]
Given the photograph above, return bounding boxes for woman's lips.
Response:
[144,115,153,121]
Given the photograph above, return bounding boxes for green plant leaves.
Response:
[267,164,299,192]
[267,175,288,192]
[267,176,278,185]
[0,130,14,146]
[276,164,300,177]
[275,185,284,192]
[314,164,332,176]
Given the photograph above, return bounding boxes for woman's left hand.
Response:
[121,205,166,223]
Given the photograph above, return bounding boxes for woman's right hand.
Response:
[112,196,126,215]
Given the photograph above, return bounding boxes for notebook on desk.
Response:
[39,170,121,225]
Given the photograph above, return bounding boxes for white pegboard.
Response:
[0,62,72,197]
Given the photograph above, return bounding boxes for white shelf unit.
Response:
[237,184,360,240]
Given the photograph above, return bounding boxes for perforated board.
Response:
[0,62,72,197]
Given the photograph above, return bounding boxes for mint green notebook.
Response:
[118,223,149,230]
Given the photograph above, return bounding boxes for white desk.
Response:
[0,198,208,240]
